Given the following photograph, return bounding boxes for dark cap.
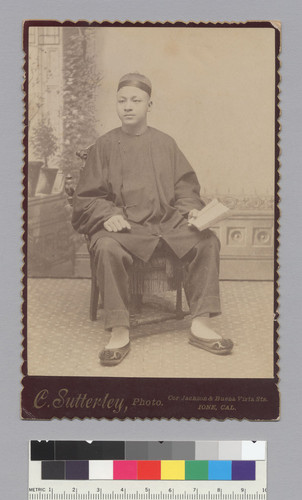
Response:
[117,73,152,96]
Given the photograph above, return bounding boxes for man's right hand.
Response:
[104,215,131,233]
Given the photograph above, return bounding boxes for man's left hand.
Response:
[188,209,200,226]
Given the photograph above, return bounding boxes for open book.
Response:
[188,198,230,231]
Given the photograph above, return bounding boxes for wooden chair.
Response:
[89,241,185,324]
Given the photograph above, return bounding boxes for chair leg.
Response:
[175,268,184,319]
[89,251,100,321]
[90,274,99,321]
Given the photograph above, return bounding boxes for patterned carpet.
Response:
[27,279,274,379]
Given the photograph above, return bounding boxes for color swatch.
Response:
[30,441,264,482]
[161,461,185,480]
[137,461,161,480]
[31,440,266,461]
[38,459,256,481]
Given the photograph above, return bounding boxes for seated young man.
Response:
[72,73,233,366]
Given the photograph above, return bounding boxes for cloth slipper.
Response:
[189,332,233,355]
[99,342,130,366]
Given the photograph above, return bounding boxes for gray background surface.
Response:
[0,0,301,498]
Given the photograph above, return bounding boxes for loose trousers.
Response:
[92,232,221,330]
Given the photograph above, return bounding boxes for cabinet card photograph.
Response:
[22,21,280,420]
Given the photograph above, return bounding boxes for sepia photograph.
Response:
[22,21,280,420]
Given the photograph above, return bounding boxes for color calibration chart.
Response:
[29,441,267,499]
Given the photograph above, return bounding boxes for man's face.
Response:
[116,86,152,129]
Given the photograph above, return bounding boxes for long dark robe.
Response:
[72,126,206,262]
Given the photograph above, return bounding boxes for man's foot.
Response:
[190,316,233,355]
[99,342,130,366]
[99,326,130,366]
[191,316,222,340]
[105,326,130,349]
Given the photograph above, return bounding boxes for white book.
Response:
[188,198,230,231]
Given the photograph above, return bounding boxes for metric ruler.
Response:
[28,441,267,500]
[28,483,267,500]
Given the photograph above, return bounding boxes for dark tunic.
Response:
[72,127,206,262]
